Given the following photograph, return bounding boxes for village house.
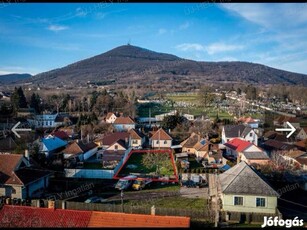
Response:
[38,136,67,158]
[263,139,296,153]
[58,126,75,139]
[180,132,211,158]
[281,150,307,171]
[155,110,177,121]
[94,132,130,149]
[62,140,98,162]
[294,138,307,151]
[273,115,300,128]
[183,113,194,121]
[105,112,118,124]
[224,138,270,165]
[210,161,279,214]
[28,113,58,129]
[113,116,136,132]
[237,116,260,128]
[222,124,258,146]
[263,131,289,142]
[180,132,203,154]
[129,128,145,148]
[296,127,307,141]
[0,153,52,199]
[149,128,173,149]
[50,130,70,141]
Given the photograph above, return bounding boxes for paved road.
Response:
[180,187,209,199]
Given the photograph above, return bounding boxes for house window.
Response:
[164,140,167,144]
[249,133,253,137]
[132,140,138,144]
[256,198,266,207]
[11,188,16,194]
[114,145,118,150]
[156,140,159,144]
[234,196,243,206]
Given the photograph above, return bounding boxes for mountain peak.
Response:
[102,44,181,61]
[28,45,307,87]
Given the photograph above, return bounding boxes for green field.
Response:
[126,196,207,210]
[118,151,175,177]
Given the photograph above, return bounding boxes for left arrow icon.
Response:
[11,122,32,138]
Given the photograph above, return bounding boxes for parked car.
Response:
[84,196,107,203]
[132,178,152,191]
[115,175,138,190]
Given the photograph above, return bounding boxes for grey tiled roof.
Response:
[224,124,252,138]
[219,161,279,196]
[242,152,269,159]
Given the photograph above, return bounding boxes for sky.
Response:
[0,3,307,75]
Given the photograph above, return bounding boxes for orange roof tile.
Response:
[0,205,92,228]
[0,205,190,228]
[88,211,190,228]
[151,128,173,140]
[0,154,24,185]
[295,138,307,149]
[114,116,135,124]
[129,128,144,140]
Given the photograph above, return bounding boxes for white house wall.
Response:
[221,193,277,214]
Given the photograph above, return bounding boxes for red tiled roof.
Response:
[0,205,92,228]
[0,205,190,228]
[96,132,130,146]
[129,128,144,140]
[63,141,97,155]
[224,138,252,152]
[114,116,135,124]
[151,128,173,140]
[51,130,69,140]
[88,211,190,227]
[0,154,24,185]
[295,139,307,149]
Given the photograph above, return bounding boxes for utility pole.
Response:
[120,189,124,213]
[149,107,151,127]
[214,170,219,228]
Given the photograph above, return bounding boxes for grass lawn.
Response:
[126,195,207,210]
[124,183,180,194]
[166,93,198,102]
[137,102,173,117]
[118,151,176,177]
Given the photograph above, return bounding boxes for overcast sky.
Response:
[1,3,307,75]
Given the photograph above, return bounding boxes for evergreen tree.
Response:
[10,87,20,111]
[30,93,41,114]
[17,87,27,108]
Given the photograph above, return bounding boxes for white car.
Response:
[84,196,107,203]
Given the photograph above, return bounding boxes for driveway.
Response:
[180,187,209,199]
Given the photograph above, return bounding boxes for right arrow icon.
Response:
[275,121,296,138]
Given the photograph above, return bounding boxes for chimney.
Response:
[25,149,30,160]
[151,205,156,216]
[87,134,90,143]
[48,200,55,210]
